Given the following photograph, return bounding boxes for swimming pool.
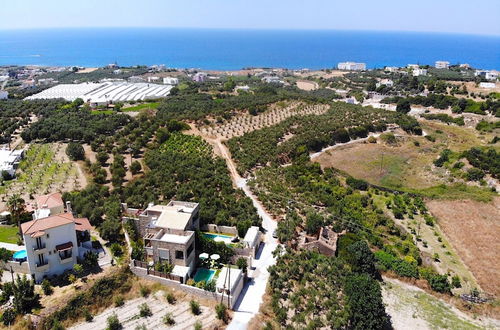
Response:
[193,268,216,283]
[13,250,27,260]
[203,233,234,244]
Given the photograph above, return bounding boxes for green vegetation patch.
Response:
[0,225,19,244]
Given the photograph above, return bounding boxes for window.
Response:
[186,243,194,257]
[175,250,184,260]
[59,250,72,260]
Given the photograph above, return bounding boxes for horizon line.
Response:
[1,26,499,38]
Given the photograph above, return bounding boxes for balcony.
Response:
[32,243,47,254]
[35,261,49,272]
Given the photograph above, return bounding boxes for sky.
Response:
[1,0,499,36]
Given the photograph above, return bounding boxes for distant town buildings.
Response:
[479,82,496,89]
[337,62,366,71]
[407,64,420,70]
[261,76,283,84]
[384,66,399,73]
[235,85,250,92]
[147,76,161,83]
[0,91,8,100]
[435,61,450,69]
[192,72,208,83]
[0,147,24,177]
[376,79,394,88]
[413,68,428,77]
[475,70,498,81]
[163,77,179,85]
[459,63,471,69]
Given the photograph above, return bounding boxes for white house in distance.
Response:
[338,62,366,71]
[21,212,92,282]
[413,68,428,77]
[27,192,65,220]
[376,79,394,88]
[0,147,24,177]
[0,91,8,100]
[163,77,179,85]
[474,70,498,81]
[193,72,208,83]
[384,66,399,73]
[435,61,450,69]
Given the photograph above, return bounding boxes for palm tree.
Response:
[7,194,26,238]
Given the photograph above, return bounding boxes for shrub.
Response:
[68,274,77,284]
[425,135,436,142]
[41,279,53,295]
[130,161,142,175]
[190,300,201,315]
[66,142,85,161]
[73,263,84,276]
[466,168,485,181]
[424,215,434,226]
[346,177,369,190]
[106,313,122,330]
[1,308,16,326]
[110,243,124,257]
[84,308,93,322]
[452,275,462,288]
[165,292,176,304]
[194,321,202,330]
[236,257,248,273]
[139,303,152,317]
[428,274,451,293]
[114,295,124,307]
[140,286,151,297]
[163,312,175,325]
[215,303,228,323]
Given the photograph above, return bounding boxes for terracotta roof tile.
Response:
[21,213,91,237]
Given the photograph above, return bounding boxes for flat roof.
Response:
[159,232,192,245]
[216,267,243,292]
[146,202,198,231]
[243,226,260,244]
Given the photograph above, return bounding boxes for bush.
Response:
[73,263,84,276]
[140,286,150,297]
[236,257,248,273]
[466,168,485,181]
[114,295,124,307]
[84,308,93,322]
[66,142,85,161]
[41,279,53,295]
[165,292,176,304]
[110,243,123,257]
[215,303,228,323]
[428,274,451,293]
[190,300,201,315]
[194,321,202,330]
[163,312,175,325]
[106,313,122,330]
[139,303,152,317]
[346,177,369,190]
[1,308,16,326]
[452,275,462,288]
[130,161,142,175]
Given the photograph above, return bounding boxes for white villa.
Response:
[163,77,179,85]
[21,211,92,282]
[0,147,24,177]
[338,62,366,71]
[413,68,428,77]
[435,61,450,69]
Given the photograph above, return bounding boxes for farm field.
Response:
[0,143,87,211]
[69,290,219,330]
[199,101,329,140]
[382,277,499,330]
[123,102,160,112]
[313,121,494,192]
[427,198,500,298]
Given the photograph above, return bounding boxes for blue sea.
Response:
[0,28,498,70]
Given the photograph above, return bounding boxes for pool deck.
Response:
[0,242,25,252]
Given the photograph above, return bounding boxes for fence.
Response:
[132,260,183,282]
[130,260,240,309]
[201,224,238,236]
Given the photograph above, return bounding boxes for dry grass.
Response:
[427,198,500,298]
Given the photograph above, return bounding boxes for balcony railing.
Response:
[33,243,46,251]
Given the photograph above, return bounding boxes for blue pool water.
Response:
[13,250,27,260]
[0,28,498,70]
[203,233,234,244]
[193,268,215,283]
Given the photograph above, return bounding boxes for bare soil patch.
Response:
[296,80,318,91]
[427,198,500,298]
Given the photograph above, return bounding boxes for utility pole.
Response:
[380,152,384,176]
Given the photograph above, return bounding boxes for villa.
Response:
[435,61,450,69]
[20,211,92,282]
[337,62,366,71]
[0,147,24,178]
[127,201,200,279]
[27,192,65,220]
[413,68,428,77]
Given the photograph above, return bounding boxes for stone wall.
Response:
[2,260,29,274]
[129,262,240,309]
[202,224,238,236]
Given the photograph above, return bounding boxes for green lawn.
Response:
[0,225,19,244]
[122,102,160,112]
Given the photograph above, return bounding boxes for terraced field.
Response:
[70,291,219,330]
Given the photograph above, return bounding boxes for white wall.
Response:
[24,223,78,282]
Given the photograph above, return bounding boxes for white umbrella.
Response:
[210,254,220,261]
[199,253,209,259]
[214,236,225,243]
